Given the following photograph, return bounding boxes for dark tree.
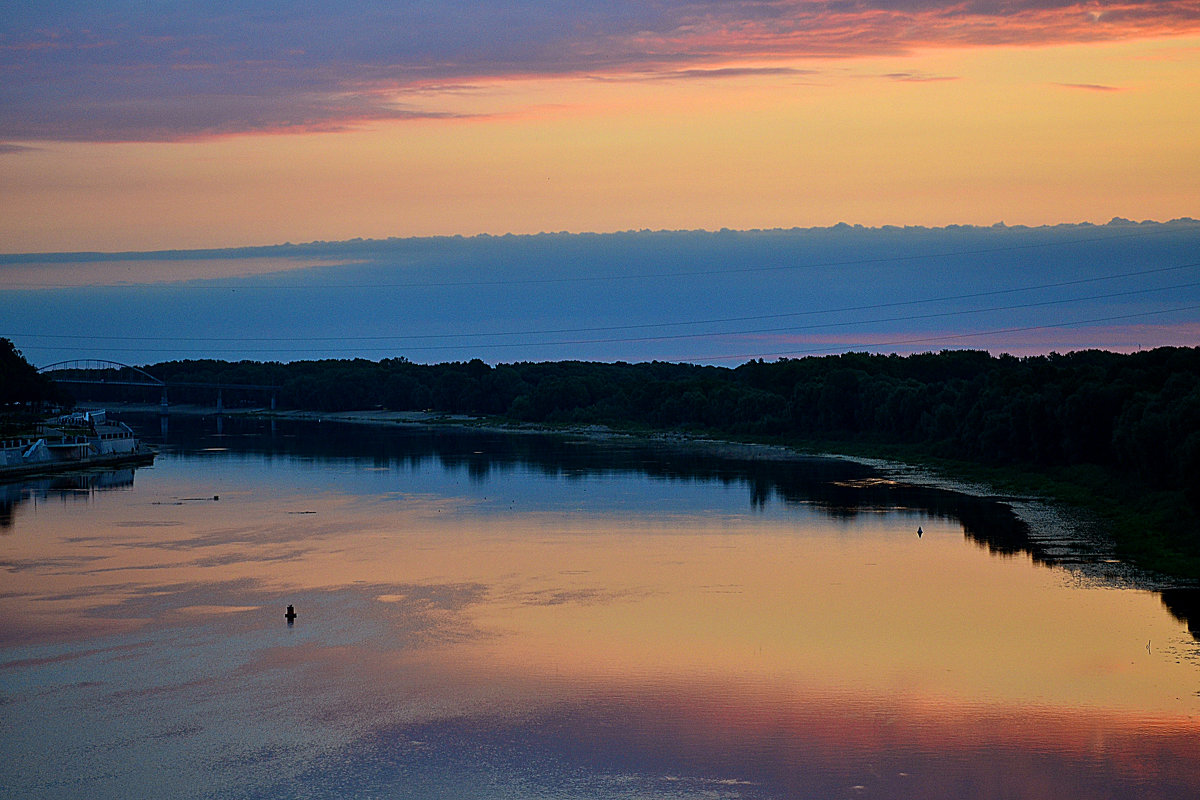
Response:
[0,338,69,408]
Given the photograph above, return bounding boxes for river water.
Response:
[2,413,1198,799]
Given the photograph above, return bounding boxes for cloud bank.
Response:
[3,1,1199,142]
[3,220,1197,365]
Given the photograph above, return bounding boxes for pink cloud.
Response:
[3,1,1200,142]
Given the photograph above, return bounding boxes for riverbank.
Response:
[789,436,1200,584]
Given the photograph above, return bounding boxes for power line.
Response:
[8,262,1199,345]
[11,282,1198,357]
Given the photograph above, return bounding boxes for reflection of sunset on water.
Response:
[8,483,1196,713]
[3,418,1198,797]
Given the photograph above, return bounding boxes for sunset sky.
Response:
[2,1,1199,253]
[1,3,1198,365]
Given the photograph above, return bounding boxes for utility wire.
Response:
[11,281,1198,356]
[9,262,1199,345]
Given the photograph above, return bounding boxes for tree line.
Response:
[61,346,1191,505]
[0,338,71,427]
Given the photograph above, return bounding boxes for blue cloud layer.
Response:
[3,221,1198,365]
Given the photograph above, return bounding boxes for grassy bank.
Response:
[766,435,1200,582]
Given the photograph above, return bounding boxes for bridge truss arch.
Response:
[38,359,166,387]
[38,360,279,413]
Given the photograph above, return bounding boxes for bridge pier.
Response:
[160,387,169,414]
[216,389,223,414]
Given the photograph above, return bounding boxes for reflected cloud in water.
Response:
[266,688,1200,800]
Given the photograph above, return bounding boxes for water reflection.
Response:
[264,691,1200,800]
[137,412,1168,587]
[2,412,1198,799]
[0,469,137,529]
[1162,588,1200,637]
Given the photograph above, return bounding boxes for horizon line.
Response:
[2,217,1198,261]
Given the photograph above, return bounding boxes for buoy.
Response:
[917,526,923,538]
[285,604,297,623]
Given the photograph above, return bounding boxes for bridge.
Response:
[39,360,280,413]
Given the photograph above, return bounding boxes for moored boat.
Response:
[0,410,155,480]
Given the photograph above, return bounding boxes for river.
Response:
[2,413,1198,799]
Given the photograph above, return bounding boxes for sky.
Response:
[2,222,1198,365]
[2,1,1199,252]
[1,2,1198,365]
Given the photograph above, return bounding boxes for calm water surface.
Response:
[2,414,1198,799]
